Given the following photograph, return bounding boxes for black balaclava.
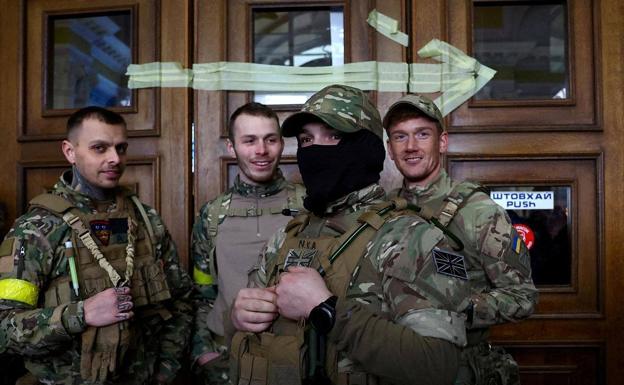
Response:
[296,130,385,216]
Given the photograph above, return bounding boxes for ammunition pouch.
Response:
[458,343,520,385]
[230,327,308,385]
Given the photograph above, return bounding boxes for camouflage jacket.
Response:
[0,171,193,384]
[191,171,303,364]
[249,184,464,384]
[390,169,538,330]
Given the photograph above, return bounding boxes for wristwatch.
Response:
[309,295,338,335]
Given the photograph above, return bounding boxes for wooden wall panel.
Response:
[504,342,604,385]
[21,0,160,140]
[449,155,603,318]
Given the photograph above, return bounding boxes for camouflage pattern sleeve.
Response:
[327,215,469,384]
[248,226,287,289]
[0,209,85,357]
[144,206,193,382]
[190,202,221,365]
[462,195,538,328]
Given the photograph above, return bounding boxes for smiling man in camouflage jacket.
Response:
[0,106,193,384]
[384,94,538,384]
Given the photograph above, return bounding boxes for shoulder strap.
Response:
[434,181,488,227]
[207,192,231,238]
[287,183,306,210]
[130,195,156,247]
[29,193,74,215]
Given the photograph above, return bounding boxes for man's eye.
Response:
[392,134,406,141]
[92,145,106,153]
[417,132,431,140]
[331,134,342,141]
[116,144,128,155]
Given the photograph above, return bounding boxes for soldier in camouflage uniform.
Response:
[383,94,538,385]
[229,85,479,385]
[191,102,304,384]
[0,106,193,384]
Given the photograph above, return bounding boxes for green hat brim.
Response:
[281,111,360,138]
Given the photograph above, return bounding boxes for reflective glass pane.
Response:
[46,11,132,110]
[253,7,344,105]
[490,186,571,286]
[473,2,568,100]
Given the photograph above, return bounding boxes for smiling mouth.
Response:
[252,160,272,167]
[404,155,423,162]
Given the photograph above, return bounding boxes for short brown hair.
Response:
[67,106,126,140]
[228,102,279,142]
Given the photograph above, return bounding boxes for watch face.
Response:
[310,303,335,334]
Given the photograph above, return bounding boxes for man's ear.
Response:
[61,140,76,164]
[439,132,449,154]
[386,139,396,161]
[226,139,237,159]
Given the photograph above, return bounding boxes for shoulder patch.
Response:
[432,248,468,280]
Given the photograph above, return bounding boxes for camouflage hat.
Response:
[281,84,383,140]
[383,94,445,132]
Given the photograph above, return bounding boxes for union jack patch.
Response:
[284,248,317,269]
[90,220,111,246]
[432,248,468,280]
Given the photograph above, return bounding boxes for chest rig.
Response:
[28,192,172,382]
[230,198,408,385]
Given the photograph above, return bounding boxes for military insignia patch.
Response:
[433,248,468,280]
[90,220,111,246]
[512,235,522,254]
[284,248,317,269]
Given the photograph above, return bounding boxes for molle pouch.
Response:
[43,276,72,306]
[142,262,171,303]
[230,329,307,385]
[467,344,520,385]
[130,267,149,307]
[83,277,111,298]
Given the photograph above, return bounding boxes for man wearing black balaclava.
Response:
[229,85,464,385]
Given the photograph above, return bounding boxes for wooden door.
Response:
[0,0,193,266]
[194,1,624,384]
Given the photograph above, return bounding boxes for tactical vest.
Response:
[230,199,407,385]
[202,183,306,283]
[28,192,172,382]
[206,186,304,336]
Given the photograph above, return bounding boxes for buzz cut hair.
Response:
[66,106,126,141]
[228,102,280,143]
[384,104,443,135]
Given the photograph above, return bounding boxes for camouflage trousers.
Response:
[194,332,231,385]
[454,343,520,385]
[195,354,230,385]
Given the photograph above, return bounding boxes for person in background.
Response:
[191,102,304,384]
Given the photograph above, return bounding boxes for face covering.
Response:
[296,130,385,215]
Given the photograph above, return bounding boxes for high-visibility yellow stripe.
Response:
[193,267,214,285]
[0,278,39,307]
